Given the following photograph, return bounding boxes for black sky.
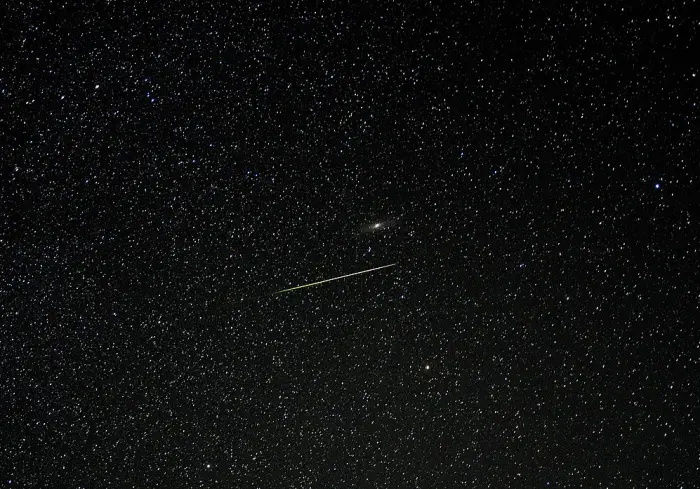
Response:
[2,1,699,487]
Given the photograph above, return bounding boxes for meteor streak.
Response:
[275,263,397,294]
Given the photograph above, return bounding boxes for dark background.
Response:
[1,1,698,487]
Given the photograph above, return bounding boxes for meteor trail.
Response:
[275,263,397,294]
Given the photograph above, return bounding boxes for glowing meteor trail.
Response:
[275,263,397,294]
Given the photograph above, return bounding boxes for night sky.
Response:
[2,2,699,487]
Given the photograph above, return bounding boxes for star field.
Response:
[2,2,699,487]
